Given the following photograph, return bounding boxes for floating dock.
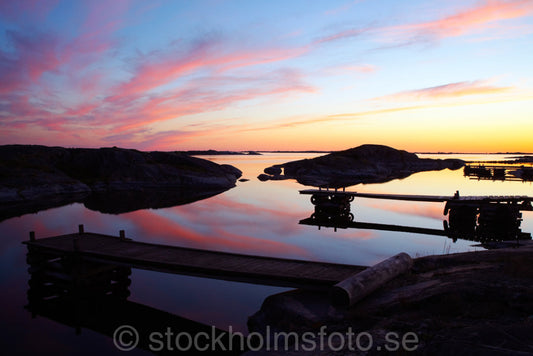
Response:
[24,226,366,289]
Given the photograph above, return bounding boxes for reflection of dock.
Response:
[26,248,245,355]
[299,217,446,236]
[24,227,365,289]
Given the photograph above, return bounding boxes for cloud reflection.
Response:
[117,197,312,259]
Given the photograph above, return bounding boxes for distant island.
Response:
[260,150,332,154]
[259,144,465,187]
[0,145,242,219]
[415,152,533,155]
[183,150,261,155]
[509,156,533,164]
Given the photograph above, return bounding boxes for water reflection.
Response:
[25,245,245,355]
[83,189,230,214]
[301,193,532,245]
[0,192,88,222]
[1,187,232,222]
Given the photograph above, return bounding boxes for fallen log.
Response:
[331,252,413,307]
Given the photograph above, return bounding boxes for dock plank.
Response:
[24,232,366,288]
[300,189,532,204]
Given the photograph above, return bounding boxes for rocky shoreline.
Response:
[246,242,533,355]
[0,145,242,219]
[259,144,464,187]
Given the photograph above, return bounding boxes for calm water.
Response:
[1,153,532,354]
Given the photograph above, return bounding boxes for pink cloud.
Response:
[343,64,377,73]
[1,43,315,149]
[324,1,364,16]
[0,0,127,129]
[214,46,311,73]
[102,65,315,139]
[80,0,129,35]
[0,0,124,95]
[236,105,428,132]
[109,39,310,103]
[325,63,378,76]
[382,0,533,42]
[377,80,513,101]
[0,32,66,93]
[104,129,217,151]
[313,28,366,45]
[0,3,317,149]
[0,0,59,22]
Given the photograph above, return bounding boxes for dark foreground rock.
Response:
[0,145,241,219]
[259,144,464,187]
[247,243,533,355]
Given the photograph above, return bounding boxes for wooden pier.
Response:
[464,163,533,182]
[24,226,366,289]
[301,188,449,202]
[300,189,533,205]
[299,189,533,243]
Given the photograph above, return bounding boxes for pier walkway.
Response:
[299,189,533,243]
[300,189,533,205]
[23,227,366,289]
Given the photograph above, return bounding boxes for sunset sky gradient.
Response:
[1,0,532,152]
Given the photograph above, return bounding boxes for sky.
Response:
[0,0,532,152]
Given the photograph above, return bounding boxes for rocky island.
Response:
[259,144,465,187]
[0,145,242,219]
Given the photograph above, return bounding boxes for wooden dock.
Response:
[24,228,366,289]
[301,189,450,202]
[299,189,533,243]
[463,164,533,182]
[300,189,533,205]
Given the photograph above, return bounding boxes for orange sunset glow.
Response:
[1,0,532,152]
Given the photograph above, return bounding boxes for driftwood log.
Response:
[331,252,413,307]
